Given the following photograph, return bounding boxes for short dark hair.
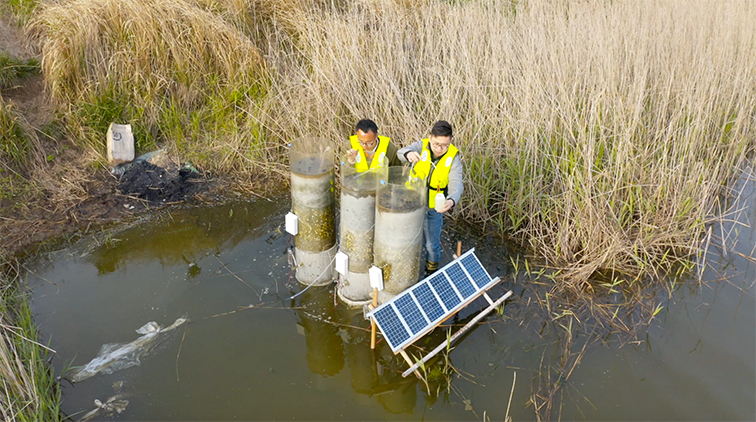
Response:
[430,120,453,138]
[355,119,378,134]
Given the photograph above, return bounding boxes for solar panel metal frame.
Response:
[367,248,499,353]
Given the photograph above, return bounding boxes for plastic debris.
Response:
[77,395,130,422]
[107,123,135,165]
[111,148,166,176]
[68,316,188,383]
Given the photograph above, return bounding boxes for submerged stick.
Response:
[505,371,516,422]
[175,328,186,382]
[213,255,261,300]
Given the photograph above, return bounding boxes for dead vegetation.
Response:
[0,1,754,420]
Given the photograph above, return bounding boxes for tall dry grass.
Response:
[25,0,756,287]
[28,0,271,167]
[253,0,756,289]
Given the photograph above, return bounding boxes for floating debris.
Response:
[76,380,129,422]
[76,395,130,422]
[68,317,188,383]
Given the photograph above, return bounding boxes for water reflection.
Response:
[89,200,283,275]
[293,287,422,414]
[295,288,345,376]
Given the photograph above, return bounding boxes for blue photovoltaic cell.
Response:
[395,295,428,335]
[412,283,445,323]
[429,273,461,309]
[461,253,491,289]
[374,306,409,349]
[446,263,476,299]
[369,249,499,353]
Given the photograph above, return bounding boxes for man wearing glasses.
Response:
[346,119,402,171]
[398,120,463,275]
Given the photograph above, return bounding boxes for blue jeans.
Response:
[423,208,443,264]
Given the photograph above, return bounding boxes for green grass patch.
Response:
[0,95,38,171]
[0,53,40,88]
[0,261,62,422]
[3,0,39,24]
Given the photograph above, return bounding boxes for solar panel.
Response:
[429,273,461,310]
[446,263,476,299]
[368,248,498,353]
[460,253,492,289]
[373,306,410,347]
[394,294,428,335]
[411,283,444,322]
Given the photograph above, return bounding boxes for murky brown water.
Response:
[25,178,755,421]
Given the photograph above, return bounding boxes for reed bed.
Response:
[25,0,756,286]
[253,0,756,290]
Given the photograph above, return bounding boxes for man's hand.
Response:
[437,199,454,213]
[346,149,358,164]
[405,151,421,163]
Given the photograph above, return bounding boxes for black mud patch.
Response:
[118,161,205,204]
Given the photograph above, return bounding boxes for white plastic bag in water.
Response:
[68,317,187,383]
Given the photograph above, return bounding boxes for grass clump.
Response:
[28,0,273,171]
[2,0,39,24]
[0,260,61,422]
[0,94,41,173]
[0,53,39,87]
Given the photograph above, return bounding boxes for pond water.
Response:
[25,179,755,421]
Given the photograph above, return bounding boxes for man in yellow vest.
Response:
[346,119,401,170]
[398,120,463,275]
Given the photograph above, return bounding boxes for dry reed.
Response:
[28,0,271,167]
[24,0,756,286]
[253,0,756,289]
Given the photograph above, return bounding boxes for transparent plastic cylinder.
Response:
[290,137,336,286]
[294,244,337,286]
[337,159,387,305]
[373,166,426,295]
[340,159,385,273]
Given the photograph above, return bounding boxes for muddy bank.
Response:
[0,152,280,259]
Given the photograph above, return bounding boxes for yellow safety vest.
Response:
[349,135,391,172]
[410,138,459,209]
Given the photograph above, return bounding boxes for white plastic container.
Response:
[106,123,135,165]
[434,192,446,212]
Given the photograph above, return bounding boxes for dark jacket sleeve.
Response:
[386,142,403,167]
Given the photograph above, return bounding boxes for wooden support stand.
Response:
[401,290,512,378]
[370,287,378,349]
[367,247,513,379]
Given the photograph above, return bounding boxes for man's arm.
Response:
[386,142,403,167]
[397,140,424,163]
[445,155,464,206]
